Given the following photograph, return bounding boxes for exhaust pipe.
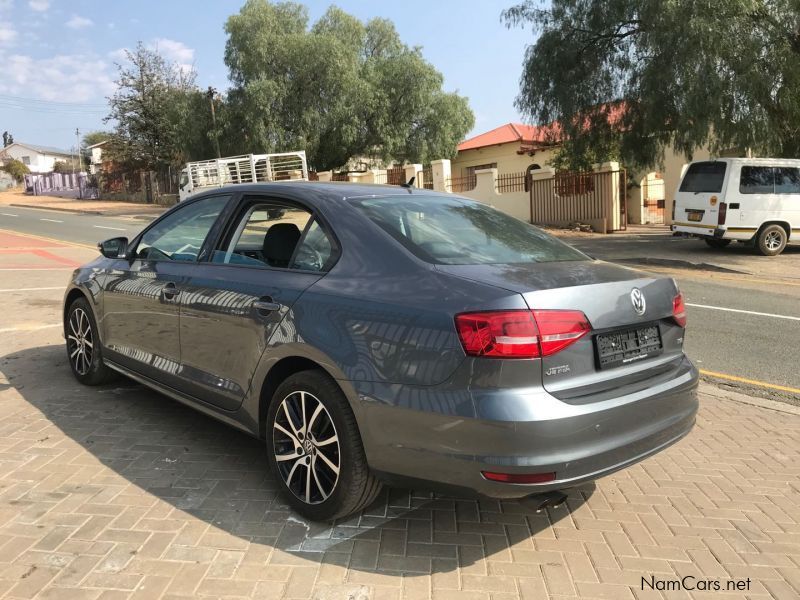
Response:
[530,490,568,511]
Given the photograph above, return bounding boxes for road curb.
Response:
[10,203,103,215]
[699,381,800,416]
[9,203,162,220]
[615,257,747,274]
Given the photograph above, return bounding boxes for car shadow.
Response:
[1,344,593,577]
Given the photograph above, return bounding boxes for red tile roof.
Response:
[457,122,550,152]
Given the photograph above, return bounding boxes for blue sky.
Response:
[0,0,536,152]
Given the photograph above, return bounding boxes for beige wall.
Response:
[452,142,556,177]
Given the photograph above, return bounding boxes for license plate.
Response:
[687,211,703,222]
[595,325,662,369]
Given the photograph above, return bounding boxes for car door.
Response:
[175,196,337,410]
[100,194,232,388]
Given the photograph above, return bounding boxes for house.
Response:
[0,142,73,173]
[453,122,742,226]
[452,123,557,179]
[85,140,108,175]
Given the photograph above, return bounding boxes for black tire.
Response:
[266,369,381,521]
[755,224,787,256]
[704,238,731,249]
[65,296,116,385]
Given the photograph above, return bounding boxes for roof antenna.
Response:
[400,176,415,189]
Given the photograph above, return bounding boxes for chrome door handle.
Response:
[253,299,282,313]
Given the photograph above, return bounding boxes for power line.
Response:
[0,93,108,108]
[0,101,107,115]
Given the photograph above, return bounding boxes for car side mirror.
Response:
[98,237,128,259]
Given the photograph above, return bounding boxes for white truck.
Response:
[178,151,309,202]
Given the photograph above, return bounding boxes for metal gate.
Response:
[529,169,627,232]
[641,177,665,224]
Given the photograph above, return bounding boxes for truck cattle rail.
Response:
[178,151,309,201]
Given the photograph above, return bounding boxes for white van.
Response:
[672,157,800,256]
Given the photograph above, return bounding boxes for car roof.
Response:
[693,157,800,167]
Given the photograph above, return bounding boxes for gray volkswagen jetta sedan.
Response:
[63,183,698,520]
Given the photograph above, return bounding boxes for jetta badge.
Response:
[630,288,646,316]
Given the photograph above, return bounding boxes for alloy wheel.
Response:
[67,307,94,376]
[765,230,783,251]
[272,390,341,504]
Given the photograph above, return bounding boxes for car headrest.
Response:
[262,222,301,266]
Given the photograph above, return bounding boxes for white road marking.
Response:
[0,213,18,217]
[0,323,61,334]
[93,225,127,231]
[40,218,63,223]
[0,287,63,292]
[686,302,800,322]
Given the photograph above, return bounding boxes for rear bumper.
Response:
[671,224,754,241]
[352,356,699,499]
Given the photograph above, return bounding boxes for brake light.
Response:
[673,292,687,327]
[718,202,727,225]
[454,309,591,358]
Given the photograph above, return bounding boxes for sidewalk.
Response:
[0,188,168,219]
[548,224,800,281]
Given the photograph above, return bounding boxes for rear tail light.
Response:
[718,202,727,225]
[482,471,556,484]
[673,292,687,327]
[455,309,591,358]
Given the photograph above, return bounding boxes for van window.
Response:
[740,167,775,194]
[679,162,726,193]
[774,167,800,194]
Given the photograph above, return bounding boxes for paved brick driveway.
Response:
[0,337,796,600]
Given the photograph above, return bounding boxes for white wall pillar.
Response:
[404,163,422,187]
[317,171,332,182]
[431,159,451,192]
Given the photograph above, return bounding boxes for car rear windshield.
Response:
[348,195,588,265]
[679,161,727,193]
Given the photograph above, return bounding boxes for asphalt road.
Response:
[2,208,798,400]
[0,205,154,247]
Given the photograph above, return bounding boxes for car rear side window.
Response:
[774,167,800,194]
[679,162,727,193]
[739,166,775,194]
[349,195,588,265]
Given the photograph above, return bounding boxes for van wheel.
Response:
[266,370,382,521]
[704,238,731,249]
[756,225,787,256]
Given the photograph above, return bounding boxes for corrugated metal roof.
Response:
[4,142,72,156]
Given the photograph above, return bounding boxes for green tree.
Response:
[82,130,112,148]
[503,0,800,171]
[105,43,200,170]
[222,1,474,170]
[2,158,29,182]
[53,159,82,174]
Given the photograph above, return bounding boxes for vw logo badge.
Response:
[630,288,646,316]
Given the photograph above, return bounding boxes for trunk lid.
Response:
[437,260,686,402]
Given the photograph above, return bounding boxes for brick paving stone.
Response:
[0,325,799,600]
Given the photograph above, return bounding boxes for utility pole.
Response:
[75,127,83,199]
[207,86,221,158]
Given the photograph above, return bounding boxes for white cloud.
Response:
[0,0,13,12]
[0,52,115,103]
[28,0,48,11]
[108,47,128,62]
[66,15,92,29]
[151,38,194,64]
[0,23,17,46]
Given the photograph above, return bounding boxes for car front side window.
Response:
[135,195,230,262]
[213,202,312,269]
